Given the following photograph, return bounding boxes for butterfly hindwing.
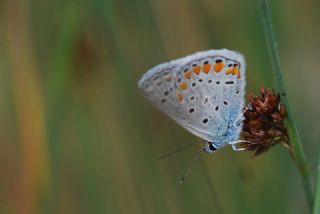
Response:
[138,49,246,147]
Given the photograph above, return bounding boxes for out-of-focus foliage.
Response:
[0,0,319,213]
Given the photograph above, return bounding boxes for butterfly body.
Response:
[138,49,246,151]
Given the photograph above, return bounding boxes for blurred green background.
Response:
[0,0,319,213]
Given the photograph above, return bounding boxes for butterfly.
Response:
[138,49,247,182]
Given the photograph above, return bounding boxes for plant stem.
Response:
[260,0,314,211]
[313,158,320,214]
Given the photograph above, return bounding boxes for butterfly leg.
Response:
[229,140,249,151]
[233,103,252,125]
[232,144,246,151]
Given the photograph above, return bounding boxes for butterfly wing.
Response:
[138,49,246,147]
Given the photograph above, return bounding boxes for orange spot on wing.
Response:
[214,62,224,72]
[225,67,233,75]
[233,66,239,76]
[184,71,192,79]
[176,92,183,102]
[237,69,241,79]
[226,65,239,76]
[192,66,201,75]
[179,82,188,90]
[203,64,211,74]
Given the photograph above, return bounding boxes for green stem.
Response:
[260,0,314,211]
[313,157,320,213]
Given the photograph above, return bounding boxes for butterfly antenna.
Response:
[179,147,204,184]
[157,141,199,159]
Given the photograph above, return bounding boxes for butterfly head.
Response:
[203,142,217,154]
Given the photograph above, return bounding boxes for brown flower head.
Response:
[239,88,291,156]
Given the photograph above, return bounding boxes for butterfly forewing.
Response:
[138,49,246,147]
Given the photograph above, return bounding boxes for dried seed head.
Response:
[239,88,291,156]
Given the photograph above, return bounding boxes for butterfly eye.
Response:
[209,143,216,151]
